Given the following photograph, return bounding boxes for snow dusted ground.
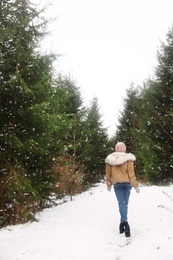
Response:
[0,183,173,260]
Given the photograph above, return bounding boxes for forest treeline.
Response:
[0,0,172,227]
[111,29,173,185]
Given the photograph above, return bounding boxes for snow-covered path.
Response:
[0,183,173,260]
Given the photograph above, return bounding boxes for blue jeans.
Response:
[113,183,132,222]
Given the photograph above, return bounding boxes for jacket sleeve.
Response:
[127,160,138,188]
[105,164,112,189]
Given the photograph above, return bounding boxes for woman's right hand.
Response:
[135,187,140,193]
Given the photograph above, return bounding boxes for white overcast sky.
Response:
[36,0,173,137]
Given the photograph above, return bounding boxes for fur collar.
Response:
[105,152,136,166]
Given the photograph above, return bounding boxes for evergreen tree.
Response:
[0,0,58,227]
[0,0,111,227]
[109,28,173,184]
[115,86,139,150]
[53,75,84,157]
[112,85,145,179]
[141,28,173,182]
[81,97,109,183]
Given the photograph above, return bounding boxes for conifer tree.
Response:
[53,75,84,157]
[113,86,144,178]
[115,86,139,150]
[81,97,109,183]
[0,0,58,226]
[110,27,173,184]
[141,28,173,182]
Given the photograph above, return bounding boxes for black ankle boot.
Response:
[124,221,131,237]
[119,221,125,234]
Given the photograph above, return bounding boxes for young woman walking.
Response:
[105,142,140,237]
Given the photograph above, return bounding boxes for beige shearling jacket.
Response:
[105,152,138,188]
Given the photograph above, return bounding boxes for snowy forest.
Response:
[0,0,173,228]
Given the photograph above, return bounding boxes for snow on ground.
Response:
[0,183,173,260]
